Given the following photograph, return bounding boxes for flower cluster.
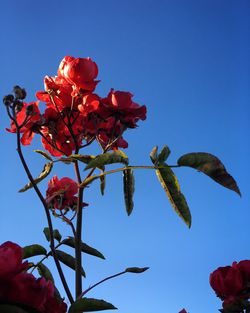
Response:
[0,241,67,313]
[7,56,146,157]
[210,260,250,311]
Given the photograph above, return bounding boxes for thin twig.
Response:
[8,107,74,304]
[80,270,127,298]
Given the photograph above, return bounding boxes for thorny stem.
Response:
[80,270,127,298]
[8,107,74,304]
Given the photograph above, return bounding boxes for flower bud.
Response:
[3,94,14,106]
[26,104,34,116]
[13,85,27,100]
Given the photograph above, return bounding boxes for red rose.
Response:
[46,176,78,211]
[102,89,147,128]
[58,56,99,93]
[6,101,41,145]
[78,93,101,117]
[36,75,74,110]
[7,274,51,311]
[235,260,250,285]
[210,265,244,299]
[0,242,27,280]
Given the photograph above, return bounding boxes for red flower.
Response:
[235,260,250,285]
[102,89,147,128]
[0,241,67,313]
[58,56,99,94]
[7,273,53,311]
[210,265,244,302]
[78,93,101,117]
[0,242,27,280]
[46,176,78,211]
[5,273,67,313]
[6,101,41,145]
[36,75,74,111]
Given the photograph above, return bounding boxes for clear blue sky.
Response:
[0,1,249,312]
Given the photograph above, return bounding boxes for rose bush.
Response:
[3,55,242,313]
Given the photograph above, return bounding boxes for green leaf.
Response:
[123,169,135,216]
[37,263,54,283]
[19,162,53,192]
[150,146,158,163]
[0,304,38,313]
[61,237,105,260]
[69,298,117,313]
[177,152,241,196]
[55,250,86,277]
[155,164,191,228]
[62,154,95,164]
[157,145,171,164]
[43,227,62,242]
[85,151,129,170]
[54,229,62,242]
[43,227,50,241]
[34,149,53,161]
[22,244,47,259]
[125,267,149,273]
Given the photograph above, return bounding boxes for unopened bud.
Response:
[26,104,34,116]
[3,94,14,106]
[13,85,27,100]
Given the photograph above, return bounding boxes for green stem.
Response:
[74,158,84,299]
[8,107,74,304]
[80,164,180,187]
[80,270,127,298]
[31,241,64,273]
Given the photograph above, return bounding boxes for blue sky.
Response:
[0,1,249,312]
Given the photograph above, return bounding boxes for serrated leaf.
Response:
[43,227,62,242]
[37,263,54,283]
[69,298,117,313]
[157,145,171,163]
[155,164,191,228]
[85,151,129,170]
[0,304,37,313]
[65,154,95,164]
[61,237,105,260]
[19,162,53,192]
[22,244,47,259]
[55,250,86,277]
[125,267,149,273]
[150,146,158,163]
[34,149,53,161]
[123,169,135,216]
[177,152,241,196]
